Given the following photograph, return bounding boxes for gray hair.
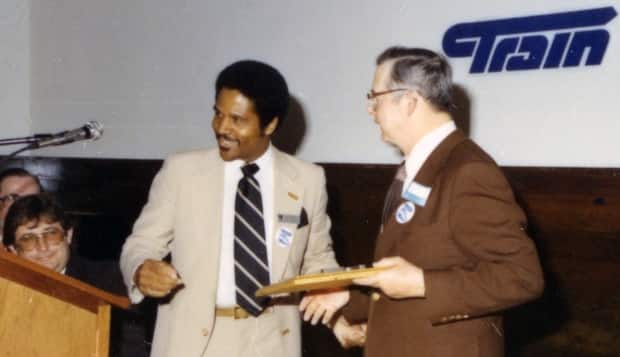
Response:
[377,47,453,112]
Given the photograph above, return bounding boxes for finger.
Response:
[305,298,325,325]
[138,271,180,296]
[153,262,179,280]
[322,308,335,325]
[145,288,168,297]
[373,256,402,267]
[303,301,317,321]
[358,333,367,346]
[160,264,182,282]
[299,295,312,311]
[353,276,377,287]
[139,284,167,297]
[310,306,325,325]
[154,263,183,286]
[335,333,348,348]
[142,272,179,290]
[344,328,362,348]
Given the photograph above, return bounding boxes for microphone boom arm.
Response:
[0,134,54,146]
[0,121,103,162]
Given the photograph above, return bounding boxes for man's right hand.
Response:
[134,259,183,297]
[300,288,350,325]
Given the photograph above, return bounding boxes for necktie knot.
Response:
[395,161,406,181]
[242,163,259,177]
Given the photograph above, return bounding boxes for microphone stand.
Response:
[0,134,53,166]
[0,134,54,146]
[1,121,103,165]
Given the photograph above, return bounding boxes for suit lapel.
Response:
[190,153,223,288]
[414,130,466,186]
[271,148,303,282]
[378,130,467,257]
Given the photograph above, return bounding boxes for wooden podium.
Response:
[0,250,130,357]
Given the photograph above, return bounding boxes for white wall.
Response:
[0,1,30,145]
[3,1,620,166]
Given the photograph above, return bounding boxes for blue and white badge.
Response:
[395,201,416,224]
[402,181,431,207]
[275,227,294,247]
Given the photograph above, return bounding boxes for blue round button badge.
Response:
[276,227,294,247]
[395,201,415,224]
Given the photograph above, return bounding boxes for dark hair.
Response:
[0,168,43,192]
[215,60,289,129]
[376,47,453,112]
[2,193,71,246]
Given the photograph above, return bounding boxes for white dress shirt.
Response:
[216,144,275,307]
[402,121,457,194]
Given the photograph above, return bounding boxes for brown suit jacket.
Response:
[344,130,544,357]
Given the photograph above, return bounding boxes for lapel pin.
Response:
[288,192,299,200]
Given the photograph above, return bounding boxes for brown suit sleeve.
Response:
[419,161,544,323]
[341,288,371,323]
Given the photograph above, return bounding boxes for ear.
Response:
[264,117,279,136]
[66,228,74,245]
[405,92,418,117]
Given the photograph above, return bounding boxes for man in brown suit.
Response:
[301,47,544,356]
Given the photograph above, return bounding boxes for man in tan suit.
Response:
[120,60,340,357]
[302,47,544,356]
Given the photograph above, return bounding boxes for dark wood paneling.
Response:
[2,157,619,356]
[501,167,620,357]
[322,163,395,267]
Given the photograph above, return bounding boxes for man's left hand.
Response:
[353,256,425,299]
[299,288,350,325]
[332,315,366,348]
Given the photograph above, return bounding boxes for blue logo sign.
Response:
[442,7,617,73]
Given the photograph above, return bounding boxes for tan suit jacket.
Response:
[120,147,338,357]
[344,131,544,357]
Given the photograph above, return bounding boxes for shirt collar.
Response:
[403,121,456,189]
[253,143,273,172]
[223,143,273,173]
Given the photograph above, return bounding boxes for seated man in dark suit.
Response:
[2,193,150,357]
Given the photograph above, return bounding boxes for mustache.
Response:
[216,134,238,142]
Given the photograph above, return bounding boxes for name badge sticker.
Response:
[276,227,294,247]
[395,202,416,224]
[402,181,431,207]
[277,214,300,225]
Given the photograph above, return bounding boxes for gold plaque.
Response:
[256,266,387,297]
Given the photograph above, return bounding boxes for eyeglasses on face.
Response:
[0,193,20,204]
[15,228,66,251]
[366,88,409,100]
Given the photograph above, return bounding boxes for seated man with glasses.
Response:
[2,193,72,273]
[2,193,151,357]
[0,168,43,247]
[2,192,124,287]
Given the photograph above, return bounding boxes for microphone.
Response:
[33,121,104,148]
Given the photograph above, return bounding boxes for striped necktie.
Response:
[234,163,270,316]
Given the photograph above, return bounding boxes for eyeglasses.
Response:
[366,88,410,109]
[366,88,409,100]
[15,228,66,251]
[0,193,20,204]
